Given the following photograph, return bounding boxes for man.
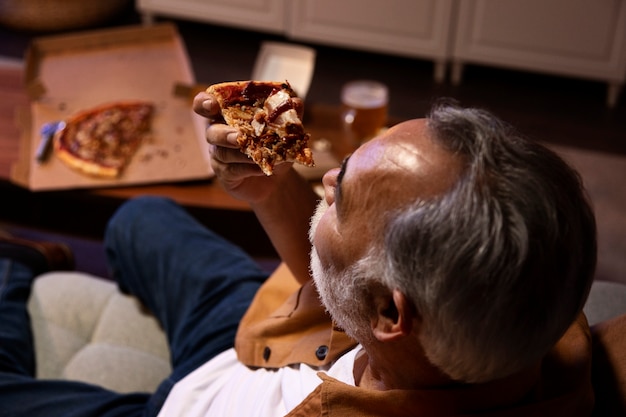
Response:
[0,98,599,416]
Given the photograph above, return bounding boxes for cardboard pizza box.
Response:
[251,41,316,99]
[11,23,212,191]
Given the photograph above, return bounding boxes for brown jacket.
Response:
[235,263,356,368]
[235,263,595,416]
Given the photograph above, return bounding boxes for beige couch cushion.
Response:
[27,272,171,393]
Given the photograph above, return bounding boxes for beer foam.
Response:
[341,81,388,109]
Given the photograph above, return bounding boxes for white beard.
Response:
[308,197,328,246]
[308,199,372,343]
[308,198,333,312]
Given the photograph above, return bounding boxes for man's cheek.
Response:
[315,231,352,275]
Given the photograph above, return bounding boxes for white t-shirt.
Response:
[157,346,362,416]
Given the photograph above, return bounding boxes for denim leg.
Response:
[104,196,268,415]
[0,260,35,376]
[0,373,150,417]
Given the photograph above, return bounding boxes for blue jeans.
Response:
[0,196,268,417]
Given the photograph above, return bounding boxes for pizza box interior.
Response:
[10,23,212,191]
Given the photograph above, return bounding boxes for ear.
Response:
[371,289,415,342]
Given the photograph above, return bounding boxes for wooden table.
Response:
[0,64,352,256]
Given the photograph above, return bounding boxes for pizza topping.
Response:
[251,116,265,137]
[265,89,294,123]
[217,81,285,108]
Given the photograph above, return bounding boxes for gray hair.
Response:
[373,101,597,383]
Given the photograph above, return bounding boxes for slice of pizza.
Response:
[207,80,314,175]
[53,101,154,178]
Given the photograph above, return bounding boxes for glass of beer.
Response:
[341,80,388,146]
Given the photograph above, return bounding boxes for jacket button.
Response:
[263,346,271,361]
[315,345,329,360]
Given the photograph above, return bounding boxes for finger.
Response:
[210,155,266,180]
[209,143,252,165]
[193,91,221,119]
[272,160,296,176]
[206,123,240,148]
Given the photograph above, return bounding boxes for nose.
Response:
[321,167,340,206]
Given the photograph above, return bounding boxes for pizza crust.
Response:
[207,80,314,175]
[54,145,120,178]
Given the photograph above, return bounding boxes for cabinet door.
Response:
[137,0,286,34]
[287,0,454,61]
[452,0,626,83]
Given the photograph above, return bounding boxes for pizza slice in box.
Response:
[207,80,314,176]
[53,101,154,178]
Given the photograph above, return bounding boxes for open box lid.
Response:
[251,41,316,99]
[11,23,212,191]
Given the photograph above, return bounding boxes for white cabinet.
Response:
[136,0,626,105]
[286,0,455,82]
[451,0,626,107]
[137,0,454,82]
[137,0,286,34]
